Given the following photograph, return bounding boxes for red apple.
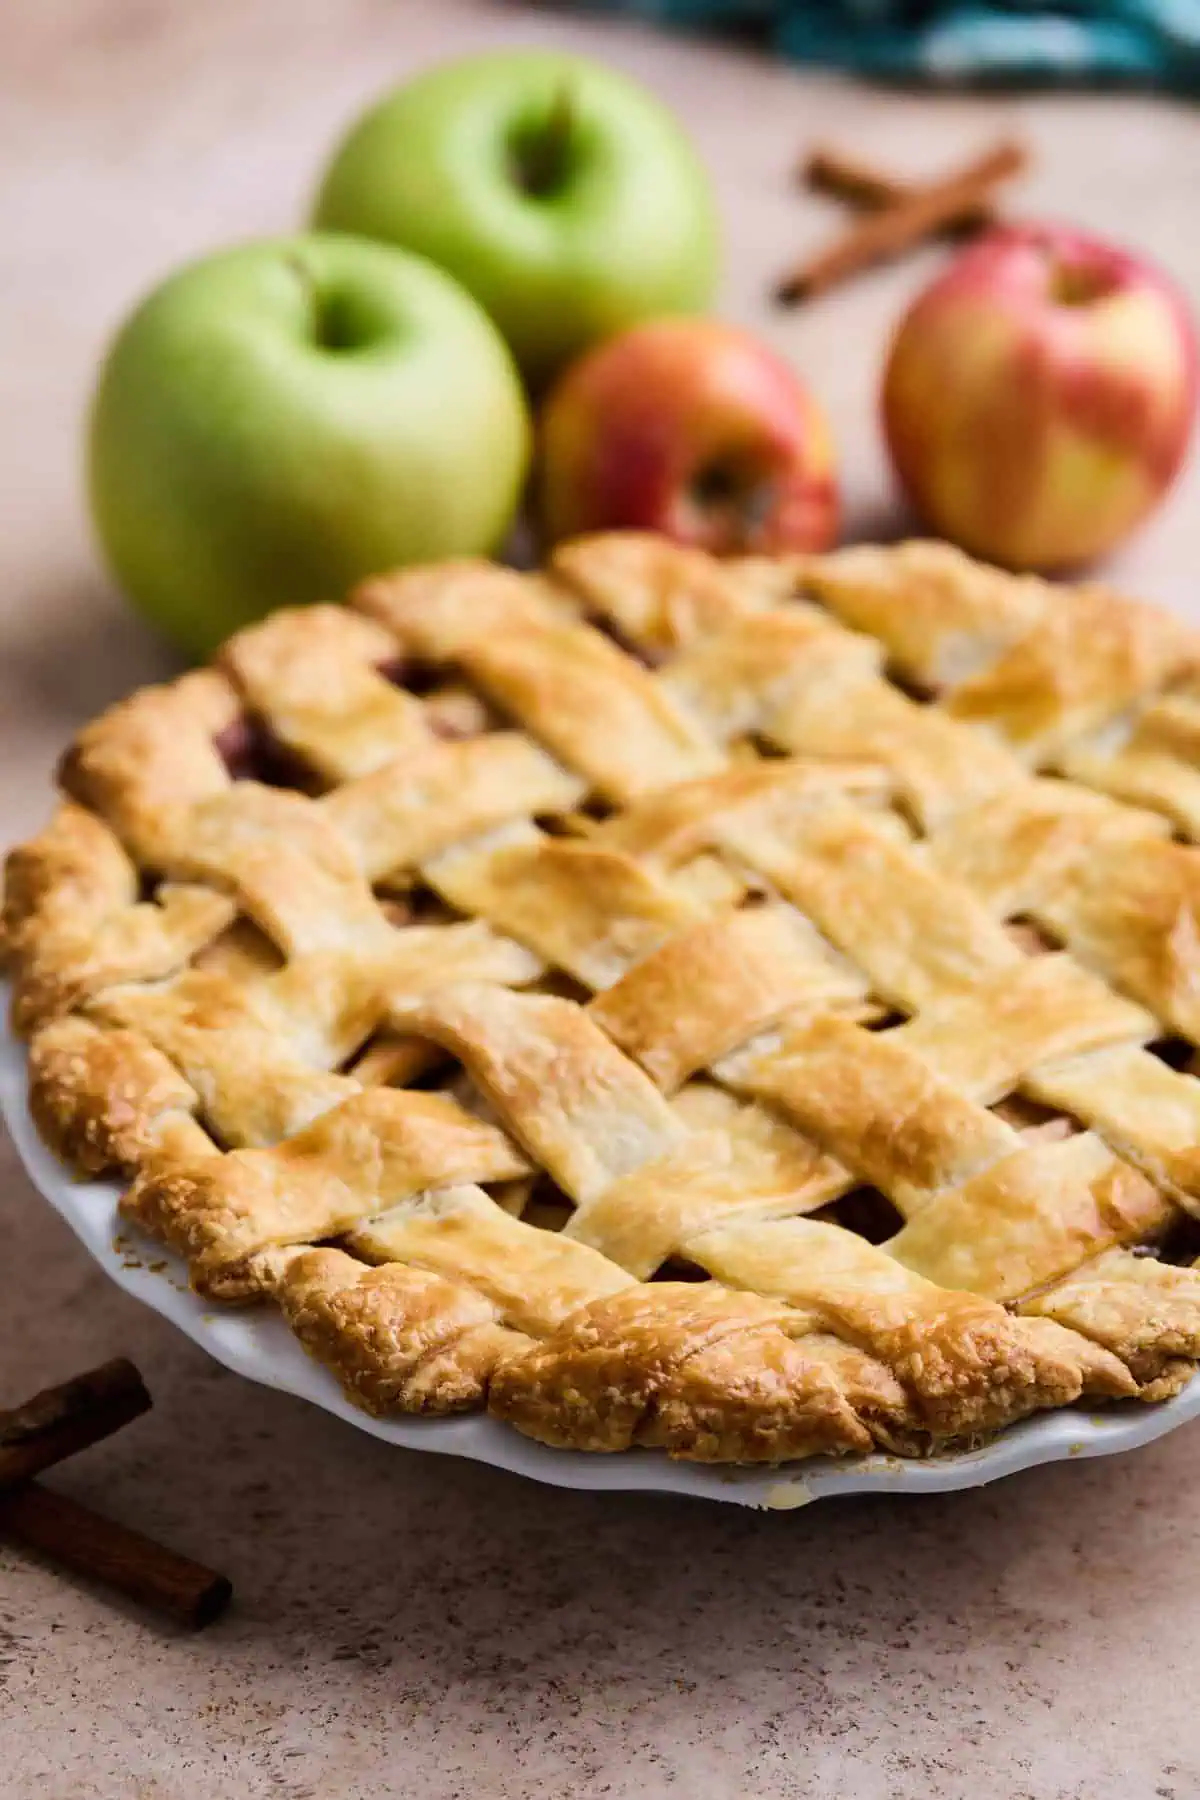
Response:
[537,318,839,554]
[883,223,1197,571]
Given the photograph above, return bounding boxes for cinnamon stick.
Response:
[803,145,911,209]
[803,145,997,231]
[0,1359,151,1488]
[1,1360,231,1628]
[776,138,1028,305]
[0,1482,232,1629]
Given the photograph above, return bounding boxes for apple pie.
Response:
[9,532,1200,1465]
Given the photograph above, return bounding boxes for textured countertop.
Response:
[4,5,1200,1796]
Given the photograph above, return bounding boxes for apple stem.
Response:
[284,251,348,351]
[285,251,321,333]
[512,84,576,199]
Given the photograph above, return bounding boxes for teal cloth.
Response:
[582,1,1200,87]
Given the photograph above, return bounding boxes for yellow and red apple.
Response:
[537,318,839,554]
[883,223,1197,571]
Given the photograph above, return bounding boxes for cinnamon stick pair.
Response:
[0,1359,232,1628]
[776,137,1029,306]
[804,144,999,229]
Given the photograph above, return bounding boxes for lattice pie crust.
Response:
[10,533,1200,1464]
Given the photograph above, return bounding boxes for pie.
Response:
[8,531,1200,1466]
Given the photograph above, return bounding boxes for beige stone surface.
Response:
[4,4,1200,1795]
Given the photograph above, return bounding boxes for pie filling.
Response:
[9,532,1200,1464]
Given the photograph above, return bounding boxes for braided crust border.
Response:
[23,1015,1151,1463]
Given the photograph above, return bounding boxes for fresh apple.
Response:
[88,233,530,657]
[882,223,1197,571]
[536,318,839,555]
[311,51,719,387]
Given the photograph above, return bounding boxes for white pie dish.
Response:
[5,987,1198,1508]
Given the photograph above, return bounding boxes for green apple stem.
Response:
[284,250,355,351]
[511,84,576,199]
[286,250,327,345]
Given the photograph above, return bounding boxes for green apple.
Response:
[88,232,530,657]
[311,51,720,387]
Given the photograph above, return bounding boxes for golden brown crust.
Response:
[2,803,234,1035]
[57,669,239,861]
[945,581,1200,760]
[2,801,132,955]
[587,903,866,1092]
[270,1247,528,1416]
[488,1284,872,1462]
[11,886,234,1039]
[685,1215,1135,1441]
[12,532,1200,1469]
[1020,1248,1200,1393]
[27,1016,210,1175]
[346,1183,634,1335]
[801,539,1047,690]
[853,1290,1135,1434]
[550,531,758,655]
[122,1087,531,1290]
[356,556,723,804]
[218,603,430,782]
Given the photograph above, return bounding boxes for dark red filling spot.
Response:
[1148,1037,1194,1072]
[377,655,441,696]
[214,717,314,790]
[820,1187,905,1244]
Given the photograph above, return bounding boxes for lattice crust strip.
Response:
[9,533,1200,1466]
